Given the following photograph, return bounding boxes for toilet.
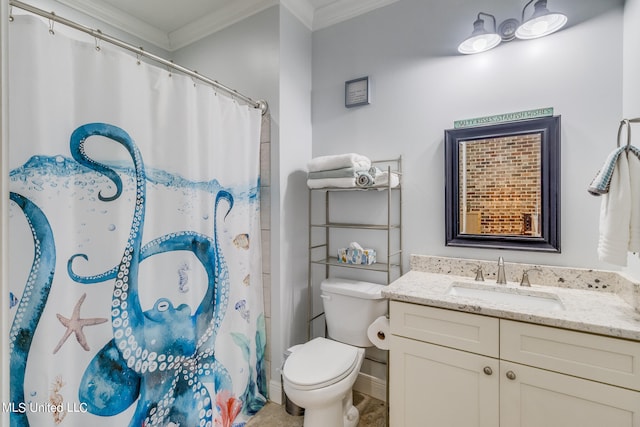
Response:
[282,278,387,427]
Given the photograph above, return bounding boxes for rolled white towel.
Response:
[372,170,400,188]
[307,153,371,173]
[356,170,374,186]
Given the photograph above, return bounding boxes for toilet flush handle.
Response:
[320,294,331,301]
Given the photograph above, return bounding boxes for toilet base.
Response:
[302,392,359,427]
[343,392,360,427]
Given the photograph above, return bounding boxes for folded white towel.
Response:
[308,167,362,180]
[306,177,357,189]
[306,172,400,190]
[307,153,371,173]
[598,152,631,266]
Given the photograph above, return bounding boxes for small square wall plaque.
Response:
[345,76,369,108]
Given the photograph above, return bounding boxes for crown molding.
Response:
[169,0,280,51]
[56,0,171,50]
[55,0,398,51]
[280,0,314,30]
[312,0,399,30]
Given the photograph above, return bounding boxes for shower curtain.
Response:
[7,14,266,427]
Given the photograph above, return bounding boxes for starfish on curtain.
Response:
[53,292,107,354]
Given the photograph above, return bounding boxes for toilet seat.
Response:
[283,337,359,390]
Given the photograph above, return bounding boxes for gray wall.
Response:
[174,5,313,392]
[172,7,280,126]
[275,3,313,370]
[312,0,624,271]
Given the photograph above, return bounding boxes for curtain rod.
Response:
[8,0,269,115]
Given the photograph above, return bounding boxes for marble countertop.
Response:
[383,270,640,342]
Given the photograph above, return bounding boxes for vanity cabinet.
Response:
[389,301,640,427]
[500,361,640,426]
[390,335,499,426]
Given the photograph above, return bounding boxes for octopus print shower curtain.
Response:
[7,14,266,427]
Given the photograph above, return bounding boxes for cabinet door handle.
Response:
[506,371,516,380]
[483,366,493,375]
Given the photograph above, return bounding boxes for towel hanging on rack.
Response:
[588,118,640,195]
[591,117,640,265]
[597,152,631,265]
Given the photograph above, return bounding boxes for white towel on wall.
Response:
[307,153,371,172]
[598,152,631,266]
[628,153,640,252]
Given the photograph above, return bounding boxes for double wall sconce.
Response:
[458,0,567,55]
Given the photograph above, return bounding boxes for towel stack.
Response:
[306,153,400,189]
[588,145,640,266]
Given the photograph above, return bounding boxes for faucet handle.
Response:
[472,264,484,281]
[520,267,542,287]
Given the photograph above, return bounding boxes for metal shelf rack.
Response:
[307,157,403,339]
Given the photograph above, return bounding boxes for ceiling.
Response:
[55,0,399,51]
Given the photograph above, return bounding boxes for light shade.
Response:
[458,15,501,55]
[515,0,567,40]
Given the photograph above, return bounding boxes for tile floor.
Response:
[246,391,387,427]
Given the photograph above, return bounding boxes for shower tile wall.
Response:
[260,113,272,390]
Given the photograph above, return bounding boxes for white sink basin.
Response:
[447,282,564,311]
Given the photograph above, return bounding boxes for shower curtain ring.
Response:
[9,5,14,22]
[167,60,173,77]
[136,47,143,65]
[48,13,55,35]
[94,30,102,51]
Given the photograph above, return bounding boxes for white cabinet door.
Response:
[500,360,640,427]
[389,335,499,427]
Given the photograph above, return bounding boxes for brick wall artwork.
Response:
[459,134,541,236]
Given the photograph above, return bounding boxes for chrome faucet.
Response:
[496,257,507,285]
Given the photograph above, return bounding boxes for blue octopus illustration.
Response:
[66,123,234,426]
[8,192,56,427]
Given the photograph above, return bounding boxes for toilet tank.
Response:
[320,278,387,347]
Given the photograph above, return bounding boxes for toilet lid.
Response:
[283,337,359,390]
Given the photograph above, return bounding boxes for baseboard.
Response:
[268,373,386,405]
[354,372,387,402]
[268,378,283,405]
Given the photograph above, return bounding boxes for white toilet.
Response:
[282,278,387,427]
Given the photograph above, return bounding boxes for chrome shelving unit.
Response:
[307,157,403,339]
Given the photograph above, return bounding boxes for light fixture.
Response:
[516,0,567,40]
[458,1,567,54]
[458,12,501,55]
